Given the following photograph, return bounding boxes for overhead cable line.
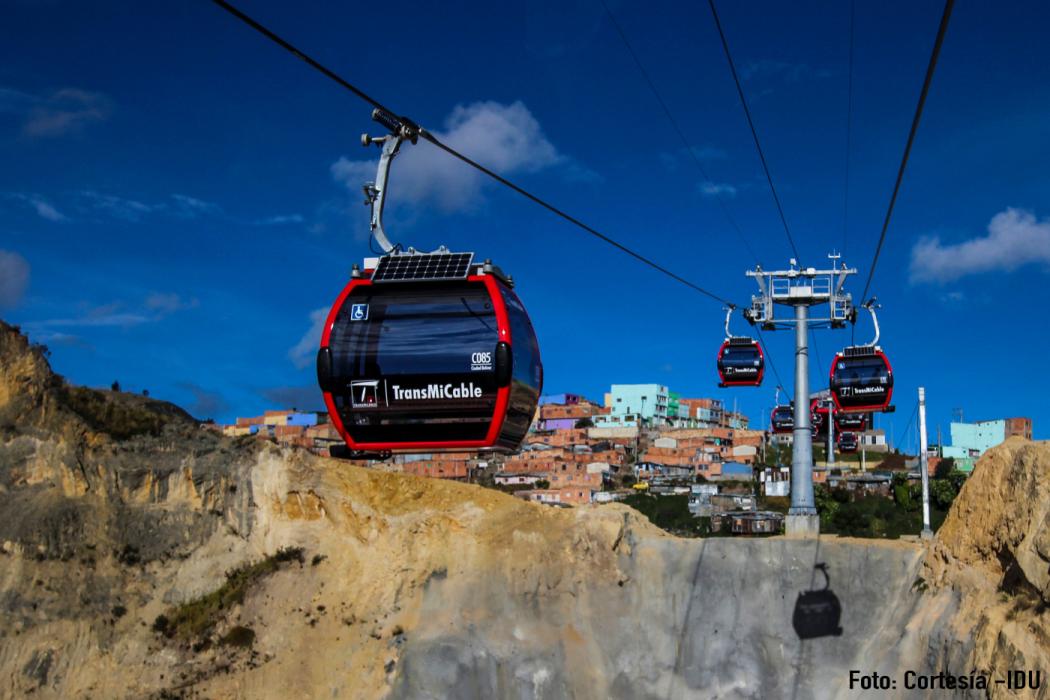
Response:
[211,0,736,306]
[598,0,760,265]
[859,0,954,303]
[899,399,920,454]
[421,136,733,305]
[842,0,856,256]
[707,0,801,263]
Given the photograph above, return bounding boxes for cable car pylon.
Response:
[743,253,856,536]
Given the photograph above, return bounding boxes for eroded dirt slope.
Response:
[0,321,1047,699]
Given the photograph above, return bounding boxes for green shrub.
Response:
[622,493,707,537]
[930,479,958,510]
[220,625,256,648]
[822,494,948,539]
[155,548,305,640]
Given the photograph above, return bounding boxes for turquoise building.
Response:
[608,384,669,426]
[943,419,1007,459]
[941,419,1019,472]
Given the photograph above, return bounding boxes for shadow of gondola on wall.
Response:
[792,563,843,640]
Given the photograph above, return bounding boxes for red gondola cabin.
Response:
[770,405,794,434]
[717,337,764,387]
[829,346,893,413]
[837,431,859,453]
[316,252,542,456]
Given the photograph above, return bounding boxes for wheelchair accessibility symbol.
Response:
[350,304,369,321]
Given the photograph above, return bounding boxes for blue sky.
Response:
[2,0,1048,444]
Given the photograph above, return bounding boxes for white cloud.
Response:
[32,312,149,329]
[331,100,563,214]
[289,307,328,370]
[5,193,67,222]
[253,214,305,226]
[699,182,737,197]
[18,87,112,138]
[18,187,289,228]
[29,197,66,222]
[77,191,223,222]
[25,292,196,331]
[145,292,199,314]
[28,330,90,349]
[79,190,159,222]
[0,250,30,308]
[910,208,1050,284]
[171,194,222,218]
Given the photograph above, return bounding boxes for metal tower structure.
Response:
[918,387,933,539]
[744,254,857,535]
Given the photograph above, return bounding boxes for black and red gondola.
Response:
[834,410,867,432]
[836,431,859,453]
[829,346,893,413]
[316,108,542,457]
[829,302,893,414]
[317,252,542,455]
[770,404,794,434]
[717,309,764,387]
[810,398,832,437]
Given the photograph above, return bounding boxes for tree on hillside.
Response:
[111,380,121,392]
[930,479,958,510]
[934,457,955,479]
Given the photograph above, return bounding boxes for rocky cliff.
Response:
[0,320,1046,699]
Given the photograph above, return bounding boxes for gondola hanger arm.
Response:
[723,306,745,340]
[859,298,881,347]
[361,108,420,254]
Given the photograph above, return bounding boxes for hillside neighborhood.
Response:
[210,383,1032,536]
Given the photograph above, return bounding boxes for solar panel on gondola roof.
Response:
[371,252,474,283]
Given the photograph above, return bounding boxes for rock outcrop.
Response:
[0,321,1046,699]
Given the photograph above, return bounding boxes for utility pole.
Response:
[744,255,856,536]
[827,401,836,469]
[919,387,933,539]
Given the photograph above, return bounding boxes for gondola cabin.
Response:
[810,398,832,438]
[829,346,893,413]
[834,410,868,432]
[317,252,542,456]
[837,431,859,453]
[717,337,764,387]
[770,405,794,434]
